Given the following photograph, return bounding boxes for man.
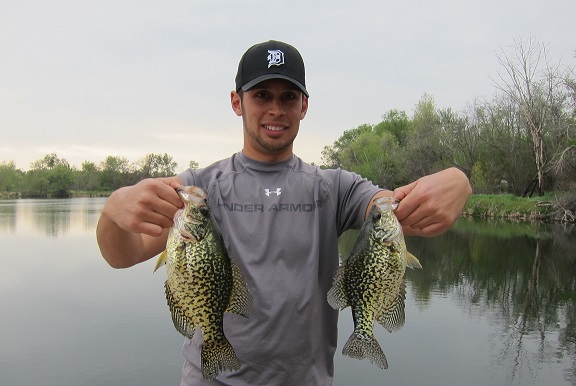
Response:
[97,40,471,385]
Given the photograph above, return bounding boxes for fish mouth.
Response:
[373,197,400,212]
[176,186,208,207]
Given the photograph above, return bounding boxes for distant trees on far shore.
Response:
[0,153,198,198]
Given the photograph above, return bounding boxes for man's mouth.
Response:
[264,125,285,131]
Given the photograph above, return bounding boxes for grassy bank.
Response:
[463,193,565,222]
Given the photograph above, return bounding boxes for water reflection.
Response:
[1,198,575,385]
[0,197,107,237]
[0,200,17,232]
[349,219,576,385]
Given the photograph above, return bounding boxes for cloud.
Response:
[1,0,575,172]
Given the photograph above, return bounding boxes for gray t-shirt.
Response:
[178,152,381,386]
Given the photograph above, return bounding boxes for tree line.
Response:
[1,37,574,199]
[321,37,576,197]
[0,153,198,198]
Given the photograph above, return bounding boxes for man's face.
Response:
[231,79,308,162]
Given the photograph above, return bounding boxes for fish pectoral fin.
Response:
[376,281,407,333]
[153,250,168,273]
[405,251,422,269]
[225,260,253,318]
[327,265,350,309]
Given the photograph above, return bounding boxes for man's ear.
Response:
[300,96,309,120]
[231,91,242,116]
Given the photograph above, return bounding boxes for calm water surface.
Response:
[1,198,575,385]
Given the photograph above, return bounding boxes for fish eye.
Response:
[372,212,381,221]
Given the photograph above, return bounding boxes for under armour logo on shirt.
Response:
[264,188,282,196]
[267,50,284,68]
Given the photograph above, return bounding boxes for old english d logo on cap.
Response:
[235,40,309,97]
[267,50,285,68]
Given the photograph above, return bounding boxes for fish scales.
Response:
[327,196,421,370]
[154,185,252,380]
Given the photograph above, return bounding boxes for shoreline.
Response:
[1,191,574,224]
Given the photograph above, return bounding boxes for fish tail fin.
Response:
[327,265,349,309]
[153,249,168,273]
[342,333,388,369]
[200,338,240,380]
[405,251,422,269]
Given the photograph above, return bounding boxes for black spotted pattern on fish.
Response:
[327,196,422,370]
[154,186,253,380]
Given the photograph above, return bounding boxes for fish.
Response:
[154,185,252,380]
[327,196,422,369]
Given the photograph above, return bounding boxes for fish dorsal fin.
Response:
[225,260,253,318]
[405,251,422,269]
[153,249,168,273]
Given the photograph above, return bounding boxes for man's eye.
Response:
[283,93,297,101]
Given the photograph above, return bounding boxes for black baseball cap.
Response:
[235,40,309,97]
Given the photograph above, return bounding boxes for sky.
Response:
[1,0,575,173]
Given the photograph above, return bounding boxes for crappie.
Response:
[154,185,252,380]
[327,196,422,369]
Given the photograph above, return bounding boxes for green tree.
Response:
[76,161,101,191]
[26,153,74,197]
[402,94,450,180]
[340,130,401,187]
[30,153,69,170]
[321,124,373,169]
[373,109,410,145]
[100,156,132,190]
[321,120,404,188]
[48,164,75,197]
[24,170,50,197]
[138,153,178,178]
[0,161,23,192]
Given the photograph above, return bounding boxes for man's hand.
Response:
[103,177,183,237]
[392,167,471,237]
[96,176,183,268]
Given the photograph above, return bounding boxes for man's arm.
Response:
[96,177,183,268]
[367,167,472,237]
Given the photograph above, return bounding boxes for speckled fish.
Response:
[327,196,422,369]
[154,185,252,380]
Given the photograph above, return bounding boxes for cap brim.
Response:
[240,74,309,97]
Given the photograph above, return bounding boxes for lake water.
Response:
[1,198,575,385]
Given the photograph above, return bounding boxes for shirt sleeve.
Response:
[331,169,383,235]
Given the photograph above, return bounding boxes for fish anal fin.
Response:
[327,265,349,310]
[405,251,422,269]
[376,281,406,333]
[164,280,196,339]
[225,260,253,318]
